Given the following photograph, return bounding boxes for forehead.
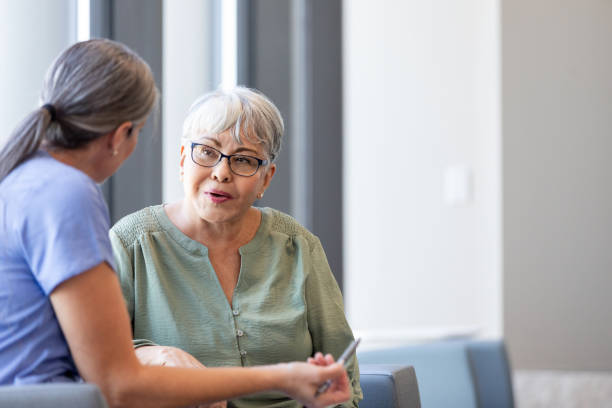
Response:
[192,130,264,153]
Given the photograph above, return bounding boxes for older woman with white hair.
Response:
[110,87,362,408]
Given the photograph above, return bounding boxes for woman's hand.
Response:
[135,345,205,369]
[307,352,335,367]
[135,346,227,408]
[280,360,350,408]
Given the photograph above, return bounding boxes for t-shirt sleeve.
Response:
[22,177,115,295]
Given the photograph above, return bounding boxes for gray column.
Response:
[91,0,163,223]
[241,0,344,290]
[305,0,343,290]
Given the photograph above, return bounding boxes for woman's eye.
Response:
[201,148,216,156]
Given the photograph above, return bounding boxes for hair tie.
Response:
[42,104,57,122]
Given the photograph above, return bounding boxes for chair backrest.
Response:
[358,341,478,408]
[466,340,515,408]
[0,383,108,408]
[360,364,421,408]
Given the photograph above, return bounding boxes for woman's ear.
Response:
[261,163,276,191]
[179,144,187,180]
[108,121,133,153]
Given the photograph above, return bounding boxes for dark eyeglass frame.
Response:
[190,142,269,177]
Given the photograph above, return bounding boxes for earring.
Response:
[257,192,264,199]
[112,150,118,157]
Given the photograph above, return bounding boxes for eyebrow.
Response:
[199,136,260,155]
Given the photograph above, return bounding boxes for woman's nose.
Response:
[211,157,232,182]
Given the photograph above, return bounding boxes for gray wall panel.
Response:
[94,0,163,223]
[310,0,343,289]
[503,0,612,370]
[248,0,293,216]
[245,0,344,289]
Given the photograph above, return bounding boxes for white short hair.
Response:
[182,87,284,162]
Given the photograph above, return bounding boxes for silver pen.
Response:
[314,338,361,397]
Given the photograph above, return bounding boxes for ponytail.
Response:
[0,38,159,183]
[0,107,53,182]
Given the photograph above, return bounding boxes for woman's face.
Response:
[180,129,275,225]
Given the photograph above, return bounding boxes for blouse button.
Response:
[240,350,247,356]
[232,309,240,316]
[236,329,244,337]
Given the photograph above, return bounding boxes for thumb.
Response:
[318,362,345,381]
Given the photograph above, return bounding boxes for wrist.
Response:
[257,363,292,393]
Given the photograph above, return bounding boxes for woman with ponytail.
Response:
[0,39,349,408]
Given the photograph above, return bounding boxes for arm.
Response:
[50,261,350,408]
[305,239,363,407]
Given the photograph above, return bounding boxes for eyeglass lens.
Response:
[192,144,260,176]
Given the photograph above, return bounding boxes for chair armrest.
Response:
[360,364,421,408]
[0,383,108,408]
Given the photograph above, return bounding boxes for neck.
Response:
[46,140,107,183]
[169,201,261,249]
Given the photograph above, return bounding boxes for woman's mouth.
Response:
[205,190,233,204]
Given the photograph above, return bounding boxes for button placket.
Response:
[231,306,247,363]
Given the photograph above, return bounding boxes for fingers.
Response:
[317,386,351,407]
[314,367,350,407]
[327,366,349,392]
[135,345,208,369]
[197,401,227,408]
[283,361,351,407]
[308,352,334,367]
[159,347,205,369]
[319,361,344,379]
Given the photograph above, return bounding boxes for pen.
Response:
[314,338,361,397]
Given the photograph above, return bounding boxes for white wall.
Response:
[343,0,501,343]
[0,0,75,147]
[162,0,215,203]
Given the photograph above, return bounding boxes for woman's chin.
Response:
[193,204,241,225]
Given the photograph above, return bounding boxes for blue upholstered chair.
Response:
[360,364,421,408]
[358,339,514,408]
[466,340,515,408]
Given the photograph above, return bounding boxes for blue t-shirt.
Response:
[0,151,115,385]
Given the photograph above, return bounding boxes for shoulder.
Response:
[110,205,163,248]
[9,155,106,224]
[49,169,103,212]
[262,207,321,251]
[4,153,101,207]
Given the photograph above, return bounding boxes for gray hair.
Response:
[182,87,284,162]
[0,38,159,181]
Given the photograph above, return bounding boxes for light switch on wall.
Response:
[444,165,472,206]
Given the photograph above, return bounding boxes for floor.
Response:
[513,370,612,407]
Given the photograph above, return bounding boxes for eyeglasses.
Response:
[190,142,269,177]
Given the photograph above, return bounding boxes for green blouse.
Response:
[109,205,362,408]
